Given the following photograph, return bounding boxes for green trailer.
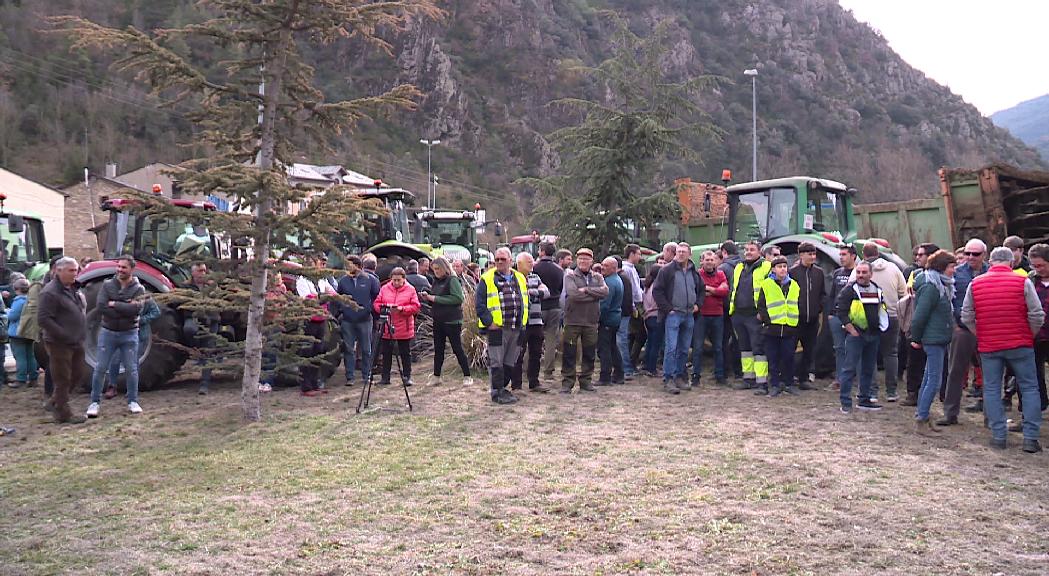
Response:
[853,164,1049,257]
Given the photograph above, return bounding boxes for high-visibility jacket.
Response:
[760,277,800,327]
[477,268,529,329]
[730,259,771,315]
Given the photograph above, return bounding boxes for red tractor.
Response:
[77,197,223,389]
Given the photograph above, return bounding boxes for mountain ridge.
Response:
[0,0,1043,229]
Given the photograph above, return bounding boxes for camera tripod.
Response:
[356,309,413,413]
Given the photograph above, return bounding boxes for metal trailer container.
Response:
[853,164,1049,256]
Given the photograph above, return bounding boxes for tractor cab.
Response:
[728,177,853,245]
[99,198,218,285]
[0,211,49,287]
[356,187,414,247]
[414,209,478,264]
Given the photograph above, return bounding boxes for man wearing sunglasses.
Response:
[940,238,989,426]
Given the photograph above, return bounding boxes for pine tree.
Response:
[53,0,442,421]
[522,13,721,255]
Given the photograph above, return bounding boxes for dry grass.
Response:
[0,368,1046,575]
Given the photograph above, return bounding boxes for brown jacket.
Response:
[561,267,608,327]
[37,278,87,346]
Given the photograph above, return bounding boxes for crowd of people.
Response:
[8,233,1048,455]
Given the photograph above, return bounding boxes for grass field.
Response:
[1,368,1046,575]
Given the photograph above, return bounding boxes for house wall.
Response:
[61,177,131,260]
[0,167,66,250]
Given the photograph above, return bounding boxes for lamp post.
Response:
[743,68,758,181]
[432,174,439,209]
[419,138,441,207]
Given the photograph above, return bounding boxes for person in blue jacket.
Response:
[8,277,37,387]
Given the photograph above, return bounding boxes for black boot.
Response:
[963,399,984,413]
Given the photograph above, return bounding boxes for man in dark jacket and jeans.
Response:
[337,255,380,387]
[653,242,704,394]
[534,241,564,382]
[789,242,825,390]
[836,261,887,413]
[37,257,88,424]
[87,255,147,418]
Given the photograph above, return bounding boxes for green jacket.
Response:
[909,272,953,345]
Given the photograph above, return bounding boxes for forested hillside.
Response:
[0,0,1043,229]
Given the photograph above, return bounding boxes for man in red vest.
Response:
[961,246,1046,453]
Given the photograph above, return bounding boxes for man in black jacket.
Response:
[789,242,825,390]
[86,255,147,418]
[37,257,87,424]
[718,241,744,380]
[534,241,565,382]
[652,242,705,394]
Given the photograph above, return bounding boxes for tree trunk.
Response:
[241,30,290,422]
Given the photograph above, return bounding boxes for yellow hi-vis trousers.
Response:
[732,313,767,384]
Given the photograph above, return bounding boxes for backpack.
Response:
[897,292,915,338]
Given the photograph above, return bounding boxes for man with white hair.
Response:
[509,251,550,393]
[961,246,1045,452]
[939,238,989,426]
[475,247,530,405]
[661,242,677,265]
[37,256,88,424]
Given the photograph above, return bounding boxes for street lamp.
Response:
[419,138,441,207]
[743,68,758,181]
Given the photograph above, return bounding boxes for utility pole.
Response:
[744,68,758,181]
[419,138,440,207]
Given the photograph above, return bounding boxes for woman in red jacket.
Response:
[373,267,421,386]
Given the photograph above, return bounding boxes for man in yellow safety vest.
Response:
[729,241,778,392]
[757,256,801,397]
[475,246,530,405]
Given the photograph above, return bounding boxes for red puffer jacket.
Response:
[970,264,1032,353]
[373,282,421,340]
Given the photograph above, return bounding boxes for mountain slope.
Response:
[0,0,1044,229]
[992,94,1049,162]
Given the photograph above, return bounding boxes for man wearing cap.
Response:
[939,239,989,426]
[559,248,608,393]
[534,241,565,382]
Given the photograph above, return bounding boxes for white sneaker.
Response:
[85,402,100,418]
[428,375,442,386]
[463,376,474,387]
[128,402,143,414]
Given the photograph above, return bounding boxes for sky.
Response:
[837,0,1049,116]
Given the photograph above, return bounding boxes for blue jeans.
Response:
[340,318,373,382]
[91,327,139,404]
[662,312,694,381]
[828,316,846,383]
[840,332,879,408]
[981,347,1042,441]
[11,337,39,383]
[691,315,725,380]
[617,317,635,375]
[915,344,947,421]
[644,317,664,374]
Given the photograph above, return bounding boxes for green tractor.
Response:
[324,187,429,276]
[660,176,905,270]
[0,210,52,291]
[413,208,494,267]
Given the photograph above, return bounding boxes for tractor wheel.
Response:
[80,280,188,392]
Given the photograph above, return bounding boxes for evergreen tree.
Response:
[523,14,721,255]
[54,0,442,421]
